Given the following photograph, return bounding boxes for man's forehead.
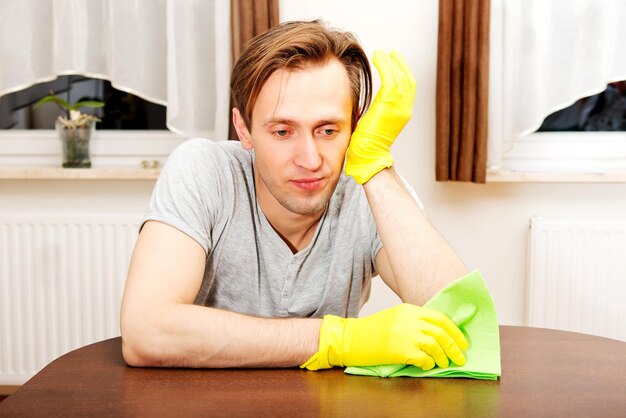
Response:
[252,59,352,125]
[267,59,350,91]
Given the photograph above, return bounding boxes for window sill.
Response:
[487,169,626,183]
[0,166,160,180]
[492,132,626,182]
[0,129,188,175]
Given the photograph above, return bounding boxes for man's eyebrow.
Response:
[263,118,296,127]
[316,118,346,126]
[262,117,347,127]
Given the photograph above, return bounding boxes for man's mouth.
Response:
[291,177,324,190]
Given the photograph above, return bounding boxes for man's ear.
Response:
[232,108,253,150]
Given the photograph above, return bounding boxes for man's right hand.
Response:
[301,303,468,371]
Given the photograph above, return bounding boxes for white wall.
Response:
[281,0,626,324]
[0,181,153,213]
[5,1,626,329]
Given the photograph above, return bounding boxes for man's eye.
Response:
[274,130,289,137]
[319,128,337,138]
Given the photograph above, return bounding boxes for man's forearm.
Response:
[121,303,322,368]
[363,167,466,305]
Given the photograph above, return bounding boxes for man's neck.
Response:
[267,212,322,254]
[255,179,325,254]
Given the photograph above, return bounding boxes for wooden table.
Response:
[1,326,625,417]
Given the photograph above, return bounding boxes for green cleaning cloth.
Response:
[345,270,501,380]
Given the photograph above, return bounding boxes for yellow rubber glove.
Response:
[345,50,416,184]
[301,303,468,371]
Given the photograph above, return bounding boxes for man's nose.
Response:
[294,134,322,171]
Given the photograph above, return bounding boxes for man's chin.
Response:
[276,175,340,216]
[284,199,329,216]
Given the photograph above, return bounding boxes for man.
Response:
[120,20,468,371]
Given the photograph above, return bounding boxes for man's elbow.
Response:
[122,339,148,367]
[120,316,164,367]
[121,333,153,367]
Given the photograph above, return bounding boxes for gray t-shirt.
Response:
[143,138,383,318]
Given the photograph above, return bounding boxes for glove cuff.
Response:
[345,157,394,184]
[300,314,346,370]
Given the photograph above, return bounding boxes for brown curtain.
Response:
[228,0,279,139]
[436,0,490,183]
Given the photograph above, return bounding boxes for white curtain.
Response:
[0,0,231,139]
[488,0,626,168]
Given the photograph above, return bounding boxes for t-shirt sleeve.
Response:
[142,138,225,254]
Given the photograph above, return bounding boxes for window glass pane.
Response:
[537,81,626,132]
[0,75,167,130]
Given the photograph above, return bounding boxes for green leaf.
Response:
[33,95,72,110]
[70,100,105,111]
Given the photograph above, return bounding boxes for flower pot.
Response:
[56,121,94,168]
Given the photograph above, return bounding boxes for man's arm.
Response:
[344,50,466,305]
[120,220,321,368]
[365,168,466,306]
[122,221,467,370]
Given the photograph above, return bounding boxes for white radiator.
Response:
[527,217,626,342]
[0,212,142,385]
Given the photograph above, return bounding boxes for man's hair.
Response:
[230,20,372,131]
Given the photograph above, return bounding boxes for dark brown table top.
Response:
[1,326,625,417]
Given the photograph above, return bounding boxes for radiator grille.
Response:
[528,217,626,341]
[0,212,141,384]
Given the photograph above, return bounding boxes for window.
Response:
[497,83,626,173]
[0,75,167,130]
[0,76,184,168]
[488,0,626,177]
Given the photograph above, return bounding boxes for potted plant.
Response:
[34,93,104,168]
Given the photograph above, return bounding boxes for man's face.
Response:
[241,58,353,217]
